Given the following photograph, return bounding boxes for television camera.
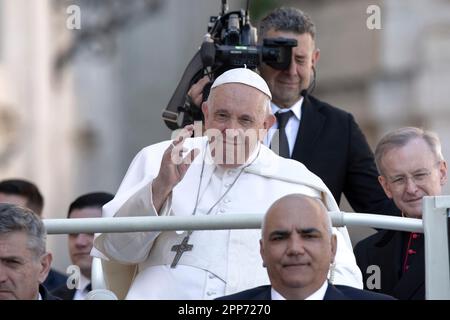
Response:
[162,0,297,130]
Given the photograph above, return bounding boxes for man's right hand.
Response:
[152,125,200,212]
[187,76,210,107]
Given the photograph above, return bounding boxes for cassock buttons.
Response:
[408,249,416,255]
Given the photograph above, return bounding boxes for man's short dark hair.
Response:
[67,192,114,218]
[259,7,316,40]
[0,179,44,216]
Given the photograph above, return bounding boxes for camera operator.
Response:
[188,7,399,216]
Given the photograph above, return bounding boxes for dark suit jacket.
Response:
[52,285,76,300]
[43,268,67,292]
[354,230,425,300]
[217,283,395,300]
[52,282,92,300]
[39,284,61,300]
[291,95,398,215]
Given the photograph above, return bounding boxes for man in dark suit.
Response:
[258,7,398,215]
[0,204,59,300]
[52,192,114,300]
[354,127,448,299]
[39,284,60,300]
[0,179,67,291]
[189,7,398,215]
[218,194,394,300]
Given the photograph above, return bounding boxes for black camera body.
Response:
[162,2,296,130]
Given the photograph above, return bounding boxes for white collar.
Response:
[77,273,90,291]
[72,274,91,300]
[271,280,329,300]
[304,280,328,300]
[270,287,286,300]
[271,97,303,121]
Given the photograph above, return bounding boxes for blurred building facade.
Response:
[0,0,449,270]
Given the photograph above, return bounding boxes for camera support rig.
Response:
[162,0,296,130]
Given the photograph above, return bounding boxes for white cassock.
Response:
[92,136,363,299]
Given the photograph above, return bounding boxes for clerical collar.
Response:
[271,97,303,122]
[271,279,328,300]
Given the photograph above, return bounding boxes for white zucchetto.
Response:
[210,68,272,99]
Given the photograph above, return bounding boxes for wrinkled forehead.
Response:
[0,231,33,256]
[265,199,328,233]
[381,138,439,174]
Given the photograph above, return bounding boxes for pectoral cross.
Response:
[170,235,193,268]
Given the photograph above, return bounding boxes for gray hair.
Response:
[261,195,332,238]
[375,127,444,176]
[259,7,316,40]
[0,203,47,259]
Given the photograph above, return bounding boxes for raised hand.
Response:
[152,125,200,212]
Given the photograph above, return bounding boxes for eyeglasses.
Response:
[386,161,441,190]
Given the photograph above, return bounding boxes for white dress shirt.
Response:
[271,280,328,300]
[264,98,303,157]
[73,274,91,300]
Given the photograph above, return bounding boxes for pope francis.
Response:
[92,68,362,299]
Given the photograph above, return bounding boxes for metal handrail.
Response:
[43,198,450,300]
[43,211,423,234]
